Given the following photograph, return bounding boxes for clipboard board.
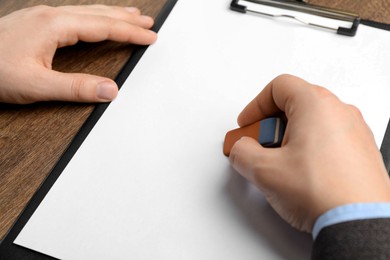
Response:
[1,0,390,258]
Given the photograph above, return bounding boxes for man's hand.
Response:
[229,74,390,233]
[0,5,157,104]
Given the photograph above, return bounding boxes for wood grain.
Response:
[309,0,390,24]
[0,0,388,241]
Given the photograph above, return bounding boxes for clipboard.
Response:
[1,0,390,259]
[0,1,178,258]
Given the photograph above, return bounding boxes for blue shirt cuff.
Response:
[312,203,390,240]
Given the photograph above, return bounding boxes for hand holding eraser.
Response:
[223,117,286,156]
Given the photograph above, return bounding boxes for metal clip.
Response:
[230,0,360,36]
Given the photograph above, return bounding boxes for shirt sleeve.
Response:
[312,203,390,240]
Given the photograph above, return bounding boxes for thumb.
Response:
[229,136,281,192]
[35,69,119,103]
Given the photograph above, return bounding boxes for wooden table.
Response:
[0,0,389,241]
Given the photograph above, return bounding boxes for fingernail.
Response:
[97,82,118,101]
[147,30,158,39]
[125,7,139,13]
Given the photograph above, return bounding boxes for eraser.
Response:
[223,117,286,156]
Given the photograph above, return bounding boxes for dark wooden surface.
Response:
[0,0,388,241]
[309,0,390,24]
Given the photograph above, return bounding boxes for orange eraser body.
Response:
[223,117,285,156]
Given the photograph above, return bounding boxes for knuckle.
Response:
[313,85,333,98]
[347,103,360,113]
[229,142,241,166]
[347,103,364,118]
[311,86,340,110]
[22,5,63,30]
[229,138,257,172]
[70,77,85,100]
[229,139,249,169]
[29,5,59,19]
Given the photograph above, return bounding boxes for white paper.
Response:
[15,0,390,259]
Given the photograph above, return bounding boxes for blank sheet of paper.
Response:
[15,0,390,259]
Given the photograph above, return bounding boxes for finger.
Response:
[31,68,119,103]
[56,13,157,47]
[58,5,154,29]
[237,74,312,127]
[229,137,281,191]
[60,5,141,17]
